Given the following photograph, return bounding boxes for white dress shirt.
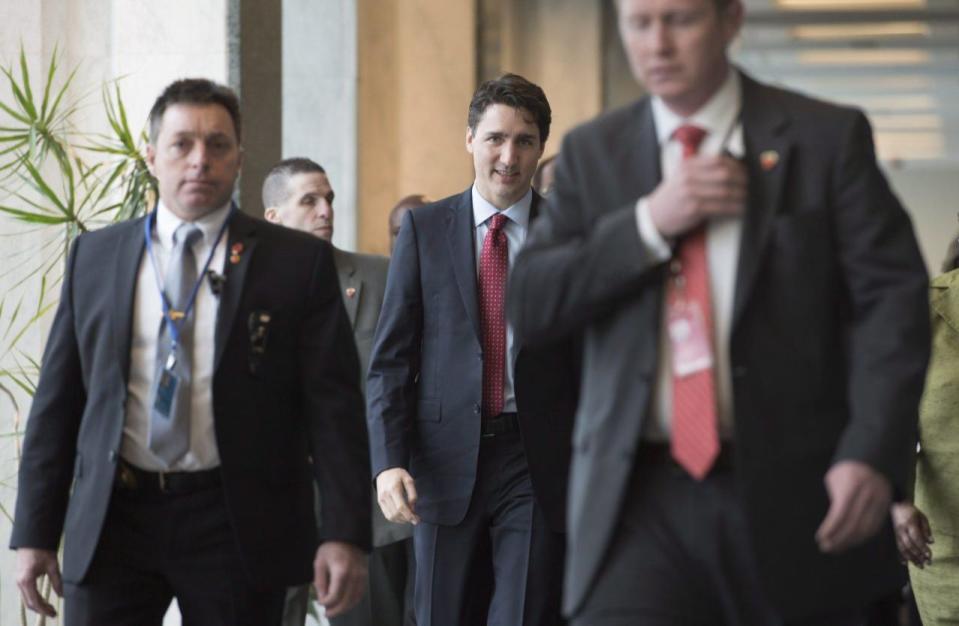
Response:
[122,201,231,471]
[472,185,532,414]
[634,69,745,441]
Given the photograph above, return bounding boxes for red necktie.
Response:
[480,213,509,418]
[668,124,720,480]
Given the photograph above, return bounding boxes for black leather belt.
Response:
[481,412,519,438]
[115,459,222,495]
[637,442,736,473]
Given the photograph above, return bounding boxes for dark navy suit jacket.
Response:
[367,189,578,532]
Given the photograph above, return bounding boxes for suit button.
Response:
[108,450,118,463]
[473,403,481,415]
[733,366,747,378]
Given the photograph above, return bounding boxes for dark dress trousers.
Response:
[10,210,371,622]
[367,189,578,625]
[508,73,931,622]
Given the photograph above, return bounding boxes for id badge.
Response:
[667,300,714,378]
[153,368,179,419]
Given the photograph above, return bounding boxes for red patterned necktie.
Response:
[668,124,720,480]
[479,213,509,418]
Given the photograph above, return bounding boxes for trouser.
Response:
[571,448,870,626]
[413,430,564,626]
[65,479,284,626]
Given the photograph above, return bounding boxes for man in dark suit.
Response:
[367,74,578,626]
[508,0,931,624]
[11,78,371,626]
[263,157,412,626]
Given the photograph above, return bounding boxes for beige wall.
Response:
[357,0,476,255]
[356,0,604,255]
[500,0,604,158]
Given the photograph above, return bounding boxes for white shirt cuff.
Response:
[635,198,672,261]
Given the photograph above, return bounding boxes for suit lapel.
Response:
[620,100,663,204]
[214,208,258,371]
[112,217,148,386]
[447,189,481,342]
[334,248,361,329]
[732,75,792,329]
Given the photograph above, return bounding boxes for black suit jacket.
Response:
[10,209,372,588]
[367,189,578,531]
[508,73,930,618]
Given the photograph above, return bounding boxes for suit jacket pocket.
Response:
[417,399,441,422]
[771,208,832,256]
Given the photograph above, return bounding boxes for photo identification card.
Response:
[667,301,714,378]
[153,369,179,419]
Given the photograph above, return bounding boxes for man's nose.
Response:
[649,21,672,54]
[188,144,210,169]
[316,199,332,220]
[500,142,518,167]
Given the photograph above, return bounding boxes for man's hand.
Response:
[313,541,368,617]
[376,467,420,524]
[891,502,933,568]
[816,461,893,553]
[648,155,748,239]
[16,548,62,618]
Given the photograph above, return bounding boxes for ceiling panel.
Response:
[735,0,959,165]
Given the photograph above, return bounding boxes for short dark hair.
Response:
[261,157,326,209]
[148,78,242,144]
[467,73,551,145]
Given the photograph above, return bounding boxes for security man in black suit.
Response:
[12,78,371,626]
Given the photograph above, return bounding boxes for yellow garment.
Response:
[911,269,959,624]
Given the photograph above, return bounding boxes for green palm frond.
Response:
[0,43,150,402]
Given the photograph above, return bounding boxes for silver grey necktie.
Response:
[148,222,203,466]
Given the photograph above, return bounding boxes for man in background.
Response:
[387,194,431,253]
[264,158,412,626]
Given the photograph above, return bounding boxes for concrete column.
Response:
[283,0,359,250]
[229,0,282,216]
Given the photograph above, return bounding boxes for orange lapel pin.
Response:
[759,150,779,171]
[230,242,244,264]
[345,287,357,299]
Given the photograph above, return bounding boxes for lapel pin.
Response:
[759,150,779,171]
[230,242,244,265]
[345,287,357,299]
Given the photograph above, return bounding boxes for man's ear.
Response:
[264,207,279,223]
[465,126,476,154]
[145,144,157,177]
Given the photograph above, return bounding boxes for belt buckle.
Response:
[118,463,138,490]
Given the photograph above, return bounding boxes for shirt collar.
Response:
[155,200,233,250]
[651,67,742,154]
[471,185,532,231]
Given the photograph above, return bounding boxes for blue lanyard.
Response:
[144,206,234,361]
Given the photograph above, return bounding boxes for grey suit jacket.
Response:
[509,72,930,619]
[333,247,412,547]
